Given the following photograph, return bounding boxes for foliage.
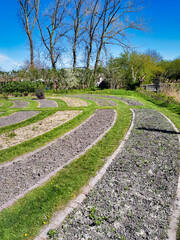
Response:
[2,80,39,93]
[35,85,45,99]
[137,88,180,114]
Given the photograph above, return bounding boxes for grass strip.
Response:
[0,102,131,240]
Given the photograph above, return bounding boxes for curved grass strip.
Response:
[0,111,40,128]
[50,96,88,107]
[0,100,13,110]
[0,110,81,150]
[0,103,131,240]
[0,107,95,164]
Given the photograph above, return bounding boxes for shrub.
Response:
[35,86,45,99]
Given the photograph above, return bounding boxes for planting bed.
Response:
[36,99,58,108]
[10,100,29,108]
[70,95,117,106]
[83,94,144,106]
[0,109,116,209]
[0,111,40,127]
[56,109,179,240]
[50,97,88,107]
[0,110,81,150]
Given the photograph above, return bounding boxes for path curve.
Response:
[0,109,116,212]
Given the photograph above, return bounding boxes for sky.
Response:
[0,0,180,71]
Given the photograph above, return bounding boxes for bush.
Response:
[2,81,39,94]
[35,86,45,99]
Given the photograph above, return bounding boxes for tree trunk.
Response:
[86,40,92,69]
[73,41,77,72]
[29,35,34,69]
[94,47,101,75]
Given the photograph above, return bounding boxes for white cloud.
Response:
[0,53,23,71]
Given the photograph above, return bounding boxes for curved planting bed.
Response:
[10,100,29,108]
[56,109,179,240]
[0,111,40,127]
[82,94,144,106]
[0,110,81,150]
[36,99,58,108]
[0,109,116,211]
[50,97,88,107]
[70,95,117,106]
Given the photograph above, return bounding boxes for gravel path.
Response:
[56,109,179,240]
[49,97,88,107]
[0,110,81,150]
[69,95,117,106]
[36,99,58,108]
[10,100,29,108]
[81,94,144,106]
[0,111,40,128]
[0,109,116,209]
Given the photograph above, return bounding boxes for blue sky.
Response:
[0,0,180,71]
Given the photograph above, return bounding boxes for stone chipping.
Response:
[10,100,29,108]
[36,99,58,108]
[56,109,179,240]
[0,109,116,208]
[0,111,40,128]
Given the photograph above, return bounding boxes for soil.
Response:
[49,97,88,107]
[0,110,81,150]
[10,100,29,108]
[0,109,116,208]
[0,111,40,128]
[80,94,144,106]
[56,109,179,240]
[36,99,58,108]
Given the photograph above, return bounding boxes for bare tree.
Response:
[83,0,103,69]
[37,0,71,69]
[93,0,145,75]
[18,0,39,69]
[70,0,87,71]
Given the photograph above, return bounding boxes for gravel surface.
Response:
[0,110,81,150]
[49,97,88,107]
[0,109,115,207]
[56,109,179,240]
[69,95,117,106]
[10,100,29,108]
[36,99,58,108]
[80,94,144,106]
[0,111,40,128]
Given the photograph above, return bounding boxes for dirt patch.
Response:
[0,110,81,150]
[35,99,58,108]
[0,111,40,128]
[10,100,29,108]
[50,97,88,107]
